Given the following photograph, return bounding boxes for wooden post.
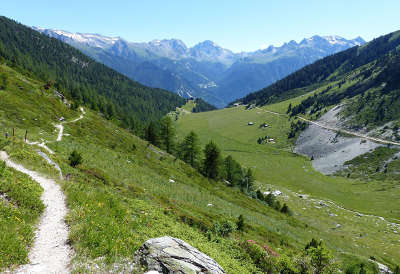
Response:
[24,130,28,142]
[12,128,15,137]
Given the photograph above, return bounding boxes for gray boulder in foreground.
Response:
[134,236,225,274]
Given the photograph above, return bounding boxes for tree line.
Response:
[145,116,255,188]
[145,116,290,214]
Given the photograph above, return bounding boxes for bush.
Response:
[280,203,290,214]
[0,161,6,177]
[69,150,83,167]
[237,215,245,231]
[242,240,281,272]
[212,220,236,237]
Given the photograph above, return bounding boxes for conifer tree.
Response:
[241,168,255,191]
[146,121,159,146]
[223,155,242,186]
[180,131,200,168]
[203,141,222,180]
[159,116,175,154]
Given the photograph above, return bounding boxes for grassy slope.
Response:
[0,65,328,272]
[175,97,400,267]
[0,158,44,270]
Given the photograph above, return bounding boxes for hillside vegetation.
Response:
[0,63,357,273]
[0,16,185,127]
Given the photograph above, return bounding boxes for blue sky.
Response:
[2,0,400,52]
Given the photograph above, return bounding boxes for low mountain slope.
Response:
[36,27,364,107]
[0,16,185,125]
[0,63,366,273]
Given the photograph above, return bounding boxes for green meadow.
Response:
[175,98,400,267]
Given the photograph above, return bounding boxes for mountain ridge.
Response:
[34,27,365,107]
[34,27,364,61]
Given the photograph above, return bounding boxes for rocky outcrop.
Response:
[134,236,225,274]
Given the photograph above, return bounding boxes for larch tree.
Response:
[203,141,222,180]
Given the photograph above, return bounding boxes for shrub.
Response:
[273,200,282,211]
[242,240,280,273]
[0,161,6,177]
[69,150,83,167]
[280,203,290,214]
[305,240,338,274]
[212,220,236,237]
[237,215,244,231]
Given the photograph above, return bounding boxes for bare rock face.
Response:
[134,236,225,274]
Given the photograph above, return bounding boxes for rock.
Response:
[272,190,282,196]
[134,236,225,274]
[169,179,175,183]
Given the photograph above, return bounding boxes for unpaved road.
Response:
[297,116,400,146]
[255,106,400,146]
[0,151,71,273]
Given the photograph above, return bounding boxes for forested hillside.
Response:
[0,16,185,127]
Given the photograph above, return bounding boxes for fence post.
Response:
[25,130,28,142]
[12,128,15,137]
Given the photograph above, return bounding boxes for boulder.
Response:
[134,236,225,274]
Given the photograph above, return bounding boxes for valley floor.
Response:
[175,101,400,268]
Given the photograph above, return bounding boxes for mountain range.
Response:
[34,27,365,107]
[238,29,400,131]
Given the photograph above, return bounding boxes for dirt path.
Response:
[1,108,86,273]
[297,116,400,146]
[0,151,72,273]
[55,107,85,142]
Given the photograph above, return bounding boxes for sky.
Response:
[2,0,400,52]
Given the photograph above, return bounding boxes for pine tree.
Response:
[241,168,255,191]
[287,103,292,114]
[106,103,116,120]
[280,203,290,214]
[159,116,175,154]
[146,121,159,146]
[223,155,242,186]
[68,150,82,167]
[179,131,200,168]
[203,141,222,180]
